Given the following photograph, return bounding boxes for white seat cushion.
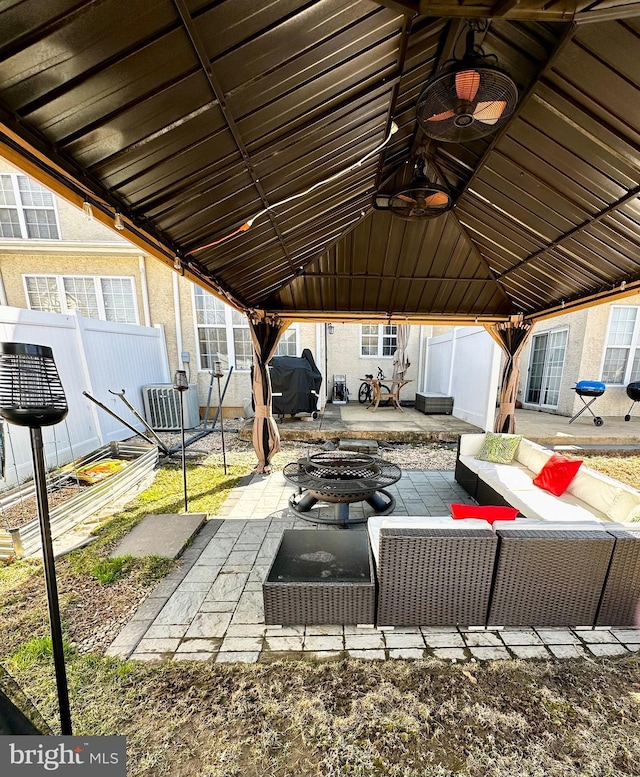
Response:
[478,464,539,498]
[505,488,605,523]
[492,518,605,532]
[367,515,489,566]
[459,454,527,477]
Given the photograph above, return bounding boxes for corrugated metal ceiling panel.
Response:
[0,3,639,321]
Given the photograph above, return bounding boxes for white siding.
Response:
[425,327,500,430]
[0,307,169,485]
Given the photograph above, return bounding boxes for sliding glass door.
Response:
[525,329,568,409]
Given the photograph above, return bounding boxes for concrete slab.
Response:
[237,401,640,448]
[339,438,378,452]
[110,513,210,559]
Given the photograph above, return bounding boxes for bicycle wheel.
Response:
[379,384,392,407]
[358,383,370,404]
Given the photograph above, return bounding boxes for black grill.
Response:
[625,381,640,422]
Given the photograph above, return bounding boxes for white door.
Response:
[525,329,568,409]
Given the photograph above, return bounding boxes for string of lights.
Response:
[187,121,399,256]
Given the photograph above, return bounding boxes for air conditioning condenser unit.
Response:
[142,384,200,430]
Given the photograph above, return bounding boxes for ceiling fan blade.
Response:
[424,191,450,207]
[456,70,480,102]
[473,100,507,125]
[426,109,455,123]
[397,194,418,205]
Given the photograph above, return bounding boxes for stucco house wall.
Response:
[325,323,420,402]
[517,298,640,418]
[0,159,328,417]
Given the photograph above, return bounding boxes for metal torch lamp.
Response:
[0,342,72,735]
[173,369,189,512]
[213,359,227,475]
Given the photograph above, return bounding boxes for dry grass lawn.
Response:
[4,651,640,777]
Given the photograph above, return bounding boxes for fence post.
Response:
[8,527,25,559]
[72,311,106,446]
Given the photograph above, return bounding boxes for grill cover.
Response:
[269,349,322,417]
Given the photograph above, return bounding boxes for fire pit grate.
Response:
[283,451,402,526]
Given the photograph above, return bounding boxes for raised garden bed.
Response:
[0,441,158,559]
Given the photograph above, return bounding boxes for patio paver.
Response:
[106,468,635,665]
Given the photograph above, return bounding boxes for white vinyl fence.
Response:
[0,307,170,486]
[423,326,501,430]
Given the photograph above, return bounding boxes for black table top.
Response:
[266,529,372,584]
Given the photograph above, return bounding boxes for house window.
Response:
[0,174,60,239]
[360,324,397,357]
[601,306,640,384]
[273,326,299,356]
[25,275,138,324]
[193,286,254,370]
[193,287,228,369]
[231,310,253,371]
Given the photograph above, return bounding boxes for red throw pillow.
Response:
[532,454,583,496]
[450,503,518,525]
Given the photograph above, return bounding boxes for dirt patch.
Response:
[61,571,156,653]
[0,483,89,530]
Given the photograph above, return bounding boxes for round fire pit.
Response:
[283,451,402,525]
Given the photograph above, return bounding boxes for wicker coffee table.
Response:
[263,529,375,625]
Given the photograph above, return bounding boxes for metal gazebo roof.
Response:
[1,0,639,323]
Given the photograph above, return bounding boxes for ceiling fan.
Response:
[416,20,518,143]
[386,155,453,220]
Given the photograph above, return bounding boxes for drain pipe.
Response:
[138,255,151,327]
[0,264,8,307]
[316,323,324,410]
[172,272,184,371]
[324,323,330,402]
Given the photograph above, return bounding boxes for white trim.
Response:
[273,322,300,356]
[0,239,139,254]
[0,173,61,240]
[359,322,398,358]
[524,326,569,408]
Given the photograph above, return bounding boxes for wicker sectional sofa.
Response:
[367,515,640,628]
[455,433,640,524]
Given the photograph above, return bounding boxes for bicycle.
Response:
[358,367,391,406]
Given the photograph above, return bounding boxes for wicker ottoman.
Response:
[415,392,454,415]
[263,530,375,625]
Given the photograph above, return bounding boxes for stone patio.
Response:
[106,469,640,663]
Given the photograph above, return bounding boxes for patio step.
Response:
[338,438,378,454]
